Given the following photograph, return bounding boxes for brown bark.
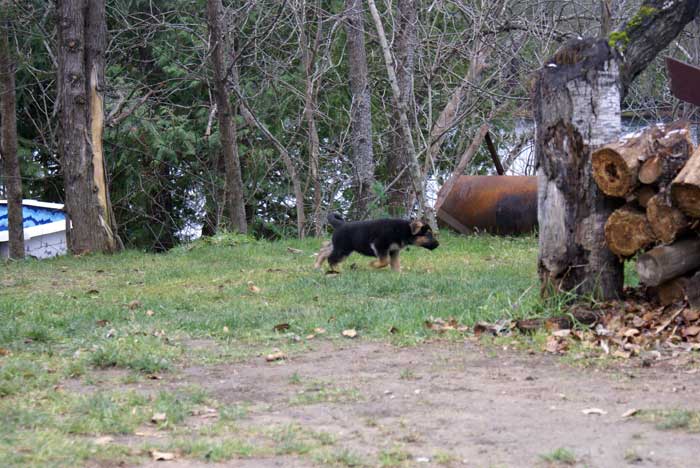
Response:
[375,0,417,216]
[671,146,700,218]
[535,39,624,300]
[636,185,656,208]
[206,0,247,234]
[652,276,691,306]
[604,205,655,257]
[345,0,375,218]
[636,238,700,286]
[58,0,118,254]
[617,0,700,93]
[688,271,700,309]
[0,4,23,259]
[646,193,688,244]
[296,1,323,235]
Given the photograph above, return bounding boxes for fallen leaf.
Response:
[247,281,261,294]
[552,329,571,338]
[273,323,290,332]
[128,300,141,310]
[313,327,326,334]
[612,350,631,359]
[93,436,113,446]
[266,351,286,362]
[682,310,700,322]
[682,325,700,337]
[86,289,99,295]
[146,309,155,317]
[388,326,399,334]
[147,374,162,380]
[151,412,167,424]
[342,329,358,338]
[582,408,607,415]
[287,247,304,254]
[223,326,230,333]
[621,408,640,418]
[306,334,315,340]
[150,450,176,461]
[0,348,11,356]
[623,328,640,338]
[95,319,110,328]
[544,335,568,354]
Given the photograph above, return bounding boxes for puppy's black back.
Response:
[332,219,413,257]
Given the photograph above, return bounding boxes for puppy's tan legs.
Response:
[314,241,332,269]
[389,252,401,272]
[370,256,390,269]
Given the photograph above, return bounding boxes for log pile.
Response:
[592,120,700,307]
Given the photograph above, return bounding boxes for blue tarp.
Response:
[0,204,65,232]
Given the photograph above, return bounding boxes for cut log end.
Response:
[592,148,636,197]
[646,194,688,244]
[604,206,655,257]
[671,184,700,218]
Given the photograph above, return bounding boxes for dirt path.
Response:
[137,340,700,467]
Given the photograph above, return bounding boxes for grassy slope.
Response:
[0,232,545,465]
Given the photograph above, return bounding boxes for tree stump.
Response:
[534,38,623,299]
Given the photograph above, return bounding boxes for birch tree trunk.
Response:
[535,39,624,299]
[0,1,23,259]
[534,0,700,300]
[58,0,118,254]
[207,0,247,233]
[344,0,375,219]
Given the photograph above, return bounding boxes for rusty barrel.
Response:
[436,176,537,235]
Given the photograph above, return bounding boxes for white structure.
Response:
[0,200,68,259]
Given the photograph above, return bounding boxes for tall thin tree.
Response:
[345,0,375,218]
[57,0,118,254]
[0,0,23,259]
[207,0,247,233]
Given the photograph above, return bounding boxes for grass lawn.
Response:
[1,232,545,466]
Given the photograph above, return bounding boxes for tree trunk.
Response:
[636,238,700,286]
[383,0,416,215]
[367,0,434,226]
[296,1,323,236]
[671,145,700,218]
[206,0,247,233]
[604,205,655,257]
[534,0,700,299]
[58,0,118,254]
[0,4,23,259]
[534,39,624,299]
[345,0,375,219]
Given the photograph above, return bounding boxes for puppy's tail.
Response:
[327,212,345,229]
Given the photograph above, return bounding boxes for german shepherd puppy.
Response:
[314,213,439,272]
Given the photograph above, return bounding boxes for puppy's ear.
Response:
[410,220,423,235]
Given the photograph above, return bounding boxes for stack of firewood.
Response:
[592,120,700,307]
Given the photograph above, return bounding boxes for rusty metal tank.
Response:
[436,175,537,235]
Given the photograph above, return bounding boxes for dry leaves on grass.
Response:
[273,323,290,332]
[150,450,176,461]
[424,317,469,333]
[266,350,287,362]
[247,281,261,294]
[342,329,358,338]
[128,300,141,310]
[151,413,167,424]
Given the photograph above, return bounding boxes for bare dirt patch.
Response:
[124,339,700,466]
